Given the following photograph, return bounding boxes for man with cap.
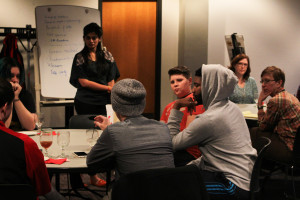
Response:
[87,78,174,180]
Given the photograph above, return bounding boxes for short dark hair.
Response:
[0,57,24,84]
[261,66,285,87]
[0,77,14,107]
[195,66,202,77]
[168,66,190,79]
[229,54,251,80]
[83,22,103,38]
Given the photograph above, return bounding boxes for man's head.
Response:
[260,66,285,97]
[193,67,203,105]
[0,77,14,122]
[0,57,24,85]
[111,79,146,117]
[168,66,192,98]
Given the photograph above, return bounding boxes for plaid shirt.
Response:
[258,90,300,151]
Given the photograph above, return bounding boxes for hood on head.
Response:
[201,64,238,109]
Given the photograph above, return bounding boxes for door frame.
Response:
[99,0,162,120]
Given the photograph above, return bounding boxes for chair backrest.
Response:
[293,126,300,157]
[111,164,209,200]
[69,114,96,129]
[0,184,36,200]
[250,136,271,200]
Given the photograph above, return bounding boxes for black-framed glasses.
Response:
[260,79,275,84]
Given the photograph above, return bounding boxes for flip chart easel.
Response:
[35,5,101,127]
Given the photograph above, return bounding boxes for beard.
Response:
[193,92,203,105]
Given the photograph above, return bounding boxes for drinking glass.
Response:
[86,129,100,149]
[40,129,53,157]
[35,112,45,133]
[57,131,70,158]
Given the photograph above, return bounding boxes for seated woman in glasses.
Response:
[228,54,258,104]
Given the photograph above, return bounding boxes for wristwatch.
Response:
[257,105,264,110]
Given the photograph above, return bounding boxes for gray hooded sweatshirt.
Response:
[167,64,257,191]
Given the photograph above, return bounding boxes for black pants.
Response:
[75,98,106,115]
[250,127,293,164]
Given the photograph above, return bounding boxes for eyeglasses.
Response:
[85,36,98,41]
[260,79,275,84]
[236,62,248,67]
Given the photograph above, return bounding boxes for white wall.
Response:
[161,0,180,114]
[160,0,208,116]
[0,0,98,127]
[208,0,300,95]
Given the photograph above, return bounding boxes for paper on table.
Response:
[106,104,120,124]
[18,131,39,136]
[242,111,258,119]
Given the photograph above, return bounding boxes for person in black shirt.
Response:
[0,57,36,131]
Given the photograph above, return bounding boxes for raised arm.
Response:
[11,82,36,131]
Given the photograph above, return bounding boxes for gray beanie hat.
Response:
[111,79,146,117]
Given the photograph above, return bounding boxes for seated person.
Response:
[167,65,256,200]
[251,66,300,164]
[0,57,36,131]
[161,66,205,166]
[0,78,64,200]
[228,54,258,104]
[87,79,174,181]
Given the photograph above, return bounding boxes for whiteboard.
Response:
[35,5,101,98]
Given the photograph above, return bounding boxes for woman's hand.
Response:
[10,82,22,100]
[94,115,111,130]
[107,86,112,93]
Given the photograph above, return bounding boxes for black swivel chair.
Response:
[263,127,300,200]
[68,115,109,198]
[250,136,271,200]
[111,164,209,200]
[0,184,36,200]
[69,114,96,129]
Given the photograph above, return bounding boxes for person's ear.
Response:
[276,80,283,88]
[188,77,193,85]
[0,103,7,120]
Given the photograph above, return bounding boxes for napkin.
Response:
[45,158,67,165]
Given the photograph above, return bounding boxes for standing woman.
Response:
[69,22,119,187]
[229,54,258,104]
[70,22,119,115]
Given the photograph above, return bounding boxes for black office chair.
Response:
[69,114,96,129]
[111,164,209,200]
[263,127,300,200]
[68,114,108,198]
[0,184,36,200]
[250,136,271,200]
